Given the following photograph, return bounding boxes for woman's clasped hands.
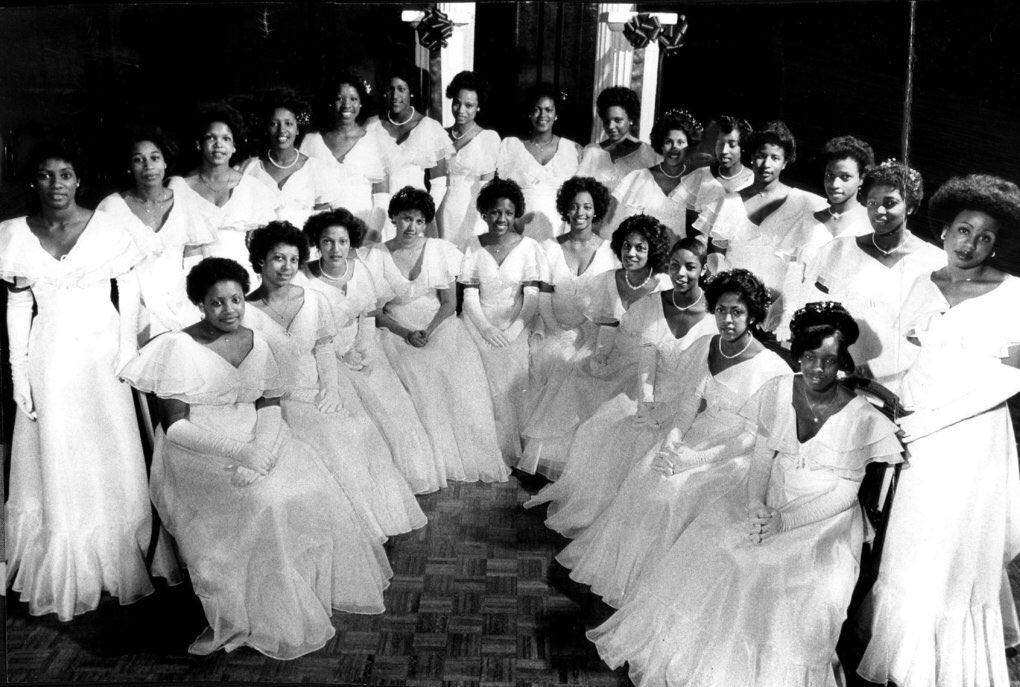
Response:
[747,500,782,544]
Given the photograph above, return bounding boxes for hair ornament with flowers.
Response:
[863,158,925,209]
[662,108,704,141]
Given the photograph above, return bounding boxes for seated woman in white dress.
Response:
[775,135,876,339]
[301,209,440,495]
[676,115,755,232]
[3,146,175,621]
[496,82,582,241]
[460,177,547,462]
[97,126,216,341]
[239,89,333,228]
[603,109,704,243]
[243,222,425,538]
[365,64,453,217]
[121,258,392,659]
[589,302,903,687]
[520,214,673,478]
[168,103,279,287]
[523,176,619,457]
[558,269,789,607]
[577,86,661,201]
[524,239,720,536]
[857,175,1020,687]
[365,187,507,483]
[436,71,501,250]
[699,120,828,331]
[792,161,945,393]
[300,73,394,241]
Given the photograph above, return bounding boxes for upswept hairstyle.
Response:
[748,120,797,164]
[650,109,704,154]
[596,86,640,123]
[526,82,561,113]
[186,257,251,304]
[258,88,311,131]
[704,268,771,335]
[789,301,860,373]
[446,70,487,107]
[822,135,875,177]
[247,220,310,273]
[314,72,371,129]
[861,160,924,212]
[476,177,526,218]
[303,208,368,249]
[669,236,708,267]
[556,176,612,223]
[610,214,671,274]
[388,185,436,224]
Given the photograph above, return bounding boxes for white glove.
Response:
[7,287,36,420]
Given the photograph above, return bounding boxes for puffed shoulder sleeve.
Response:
[426,238,464,288]
[702,193,747,242]
[309,289,338,340]
[738,374,786,438]
[517,237,548,284]
[478,130,502,175]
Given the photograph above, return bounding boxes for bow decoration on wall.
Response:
[415,6,455,51]
[657,14,689,55]
[622,13,662,50]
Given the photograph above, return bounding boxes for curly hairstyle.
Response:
[929,174,1020,236]
[186,257,251,304]
[596,86,640,123]
[476,177,526,218]
[526,82,561,113]
[445,70,486,107]
[314,72,371,129]
[669,236,708,266]
[29,141,82,179]
[861,160,924,211]
[556,176,612,223]
[303,208,368,249]
[247,220,310,273]
[704,268,771,333]
[611,214,671,274]
[258,88,311,131]
[388,186,437,223]
[717,115,753,142]
[789,301,860,373]
[650,109,704,154]
[748,120,797,164]
[125,126,178,171]
[192,102,246,147]
[822,135,875,177]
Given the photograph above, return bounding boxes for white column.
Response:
[636,40,659,142]
[437,2,476,128]
[591,3,635,144]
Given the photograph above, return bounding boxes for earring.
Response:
[992,251,998,258]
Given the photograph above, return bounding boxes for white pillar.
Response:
[636,40,659,142]
[591,3,635,144]
[437,2,476,128]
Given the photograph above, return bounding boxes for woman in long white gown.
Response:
[243,222,425,538]
[520,214,673,478]
[857,175,1020,687]
[168,103,279,288]
[698,120,828,331]
[239,89,334,228]
[577,86,661,200]
[675,115,754,231]
[436,71,501,250]
[559,270,790,607]
[300,73,395,241]
[460,177,547,462]
[589,302,902,687]
[301,208,440,495]
[364,187,507,483]
[97,127,216,341]
[120,257,392,659]
[496,83,581,241]
[603,109,703,242]
[793,161,945,393]
[3,148,176,620]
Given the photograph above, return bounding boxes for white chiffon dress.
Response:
[303,261,441,495]
[576,142,661,196]
[520,270,672,477]
[857,275,1020,687]
[437,129,501,250]
[240,156,334,228]
[675,165,754,220]
[604,168,689,243]
[120,332,392,659]
[496,136,581,241]
[166,175,278,287]
[244,286,425,539]
[460,237,547,459]
[361,239,507,483]
[299,131,392,234]
[797,236,946,392]
[1,212,177,620]
[96,190,216,340]
[589,374,902,687]
[559,336,789,607]
[524,314,718,538]
[367,116,453,193]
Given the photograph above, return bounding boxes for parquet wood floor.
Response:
[5,471,1020,686]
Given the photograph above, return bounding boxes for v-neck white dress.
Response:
[496,136,581,241]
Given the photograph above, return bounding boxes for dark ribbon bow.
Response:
[657,14,689,55]
[416,6,455,51]
[623,13,662,49]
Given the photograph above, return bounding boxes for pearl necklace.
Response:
[624,268,653,290]
[450,123,477,141]
[658,162,687,179]
[267,149,299,170]
[717,165,742,181]
[388,106,416,126]
[672,289,703,311]
[319,258,350,281]
[871,232,906,256]
[718,332,753,359]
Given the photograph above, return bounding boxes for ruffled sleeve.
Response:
[496,137,519,179]
[308,288,338,341]
[458,240,485,284]
[472,130,501,177]
[702,193,748,243]
[512,237,548,285]
[419,117,456,166]
[426,238,464,288]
